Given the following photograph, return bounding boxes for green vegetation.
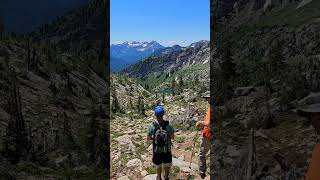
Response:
[175,135,186,143]
[145,166,157,174]
[137,63,208,96]
[170,166,180,179]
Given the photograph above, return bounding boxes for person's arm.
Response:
[197,121,210,126]
[147,136,153,141]
[196,120,210,127]
[170,125,175,140]
[147,124,153,141]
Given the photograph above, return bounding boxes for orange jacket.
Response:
[202,107,210,139]
[305,144,320,180]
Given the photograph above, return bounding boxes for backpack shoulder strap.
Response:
[162,121,169,130]
[152,121,160,129]
[152,121,160,136]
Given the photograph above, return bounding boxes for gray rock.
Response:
[143,174,158,180]
[117,176,130,180]
[126,158,142,171]
[172,157,198,171]
[297,0,313,9]
[226,145,241,157]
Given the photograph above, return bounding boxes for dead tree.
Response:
[234,128,257,180]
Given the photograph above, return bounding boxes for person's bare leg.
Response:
[164,166,170,179]
[157,166,162,180]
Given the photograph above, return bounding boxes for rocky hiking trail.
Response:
[111,109,211,180]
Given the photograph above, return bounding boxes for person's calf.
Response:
[200,172,206,179]
[164,166,170,180]
[156,167,162,180]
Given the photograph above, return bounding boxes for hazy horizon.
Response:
[110,39,209,47]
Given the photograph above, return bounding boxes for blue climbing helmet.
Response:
[154,106,164,117]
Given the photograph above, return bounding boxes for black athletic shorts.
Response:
[152,152,172,166]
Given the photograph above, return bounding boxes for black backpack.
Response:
[152,121,171,153]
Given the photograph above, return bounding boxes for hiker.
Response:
[195,91,211,179]
[296,95,320,180]
[147,106,175,180]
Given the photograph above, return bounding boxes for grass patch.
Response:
[111,131,122,139]
[145,166,157,174]
[170,166,180,179]
[175,135,186,143]
[134,141,146,158]
[138,63,208,92]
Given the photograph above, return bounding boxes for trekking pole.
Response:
[189,128,201,169]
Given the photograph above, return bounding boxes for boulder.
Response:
[234,86,255,96]
[143,174,158,180]
[141,170,148,177]
[172,157,198,171]
[117,176,130,180]
[126,158,143,171]
[114,135,136,149]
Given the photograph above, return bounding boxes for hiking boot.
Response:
[200,172,206,179]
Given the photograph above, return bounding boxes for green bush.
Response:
[175,135,186,143]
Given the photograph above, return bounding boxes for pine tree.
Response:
[194,76,199,85]
[136,97,141,113]
[128,98,134,110]
[26,38,31,69]
[0,17,4,39]
[172,79,176,96]
[111,90,120,113]
[140,98,146,116]
[179,76,184,87]
[4,67,30,163]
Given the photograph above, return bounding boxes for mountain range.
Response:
[110,41,164,72]
[121,40,210,90]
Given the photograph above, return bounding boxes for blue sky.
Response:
[111,0,210,47]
